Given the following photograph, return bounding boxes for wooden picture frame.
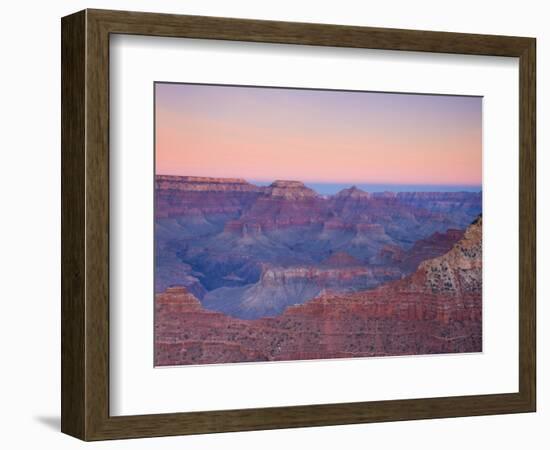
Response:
[61,9,536,441]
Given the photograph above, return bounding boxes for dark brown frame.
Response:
[61,9,536,441]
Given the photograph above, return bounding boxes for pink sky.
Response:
[155,83,482,187]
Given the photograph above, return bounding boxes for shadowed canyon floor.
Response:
[154,176,482,365]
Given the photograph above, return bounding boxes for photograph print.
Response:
[154,83,482,367]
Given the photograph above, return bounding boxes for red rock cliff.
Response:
[155,217,482,366]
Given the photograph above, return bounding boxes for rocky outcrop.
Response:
[419,216,482,296]
[156,177,319,218]
[334,186,372,200]
[155,217,482,366]
[155,286,268,365]
[156,286,203,309]
[264,180,318,200]
[201,264,402,319]
[155,175,263,219]
[396,228,464,273]
[155,175,263,192]
[155,175,482,315]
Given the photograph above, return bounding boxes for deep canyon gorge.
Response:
[154,175,482,365]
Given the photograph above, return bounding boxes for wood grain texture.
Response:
[89,8,532,56]
[85,10,111,439]
[61,10,86,439]
[518,39,536,410]
[61,8,537,441]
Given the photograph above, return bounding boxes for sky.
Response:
[155,83,482,190]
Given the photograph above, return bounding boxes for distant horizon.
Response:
[156,83,482,186]
[156,173,481,195]
[298,182,481,195]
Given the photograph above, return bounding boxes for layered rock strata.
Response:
[155,217,482,366]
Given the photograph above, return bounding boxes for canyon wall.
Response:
[155,176,481,317]
[155,217,482,366]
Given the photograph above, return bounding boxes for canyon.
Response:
[155,216,482,366]
[155,175,481,319]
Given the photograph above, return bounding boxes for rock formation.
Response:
[155,216,482,366]
[201,264,402,319]
[155,175,481,320]
[264,180,318,200]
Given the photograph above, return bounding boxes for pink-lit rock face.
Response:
[264,180,318,200]
[155,218,482,366]
[154,176,480,314]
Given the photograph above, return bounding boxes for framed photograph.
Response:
[61,9,536,440]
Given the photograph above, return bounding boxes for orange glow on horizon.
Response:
[155,84,482,187]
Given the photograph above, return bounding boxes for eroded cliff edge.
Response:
[155,216,482,366]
